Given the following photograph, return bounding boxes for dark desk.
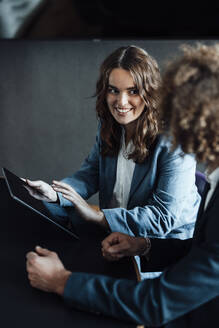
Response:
[0,178,137,327]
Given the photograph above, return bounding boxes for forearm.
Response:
[63,243,219,326]
[89,210,110,230]
[102,205,182,238]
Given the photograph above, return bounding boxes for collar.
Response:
[121,126,134,152]
[206,166,219,186]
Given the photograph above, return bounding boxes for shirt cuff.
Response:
[141,238,151,261]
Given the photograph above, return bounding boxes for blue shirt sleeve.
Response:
[58,130,101,207]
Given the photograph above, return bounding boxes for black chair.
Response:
[195,171,206,197]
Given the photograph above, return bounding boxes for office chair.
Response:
[195,171,206,197]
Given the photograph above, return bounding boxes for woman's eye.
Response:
[108,88,118,94]
[129,89,138,95]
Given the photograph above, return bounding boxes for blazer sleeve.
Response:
[140,238,192,272]
[58,130,100,207]
[102,142,200,237]
[63,241,219,326]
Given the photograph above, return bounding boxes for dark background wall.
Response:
[0,39,213,203]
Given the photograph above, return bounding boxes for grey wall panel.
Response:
[0,39,214,203]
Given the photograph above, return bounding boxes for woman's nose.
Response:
[117,92,129,107]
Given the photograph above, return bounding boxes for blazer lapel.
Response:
[193,182,210,238]
[193,182,219,239]
[104,155,118,202]
[128,137,159,206]
[128,160,151,206]
[204,182,219,212]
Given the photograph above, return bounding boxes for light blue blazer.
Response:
[59,127,200,242]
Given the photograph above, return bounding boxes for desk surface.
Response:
[0,178,137,328]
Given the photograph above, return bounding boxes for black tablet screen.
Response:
[2,167,79,239]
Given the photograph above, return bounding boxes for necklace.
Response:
[121,127,133,160]
[122,147,132,159]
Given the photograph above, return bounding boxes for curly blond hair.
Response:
[95,46,161,163]
[159,43,219,169]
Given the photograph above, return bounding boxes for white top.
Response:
[204,166,219,210]
[108,129,135,209]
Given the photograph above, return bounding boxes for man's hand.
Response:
[101,232,150,261]
[52,181,108,229]
[22,179,58,202]
[26,246,71,295]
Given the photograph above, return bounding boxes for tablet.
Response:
[2,167,79,240]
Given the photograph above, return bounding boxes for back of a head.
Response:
[160,43,219,169]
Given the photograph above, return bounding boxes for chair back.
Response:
[195,171,206,197]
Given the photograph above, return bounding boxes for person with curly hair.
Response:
[25,45,200,280]
[160,43,219,170]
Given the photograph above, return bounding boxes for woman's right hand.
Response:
[23,179,58,203]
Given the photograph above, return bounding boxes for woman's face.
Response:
[106,68,145,126]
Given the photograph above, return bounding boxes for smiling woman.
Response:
[25,45,201,280]
[107,68,145,141]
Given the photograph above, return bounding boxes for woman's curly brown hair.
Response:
[95,46,161,163]
[159,43,219,169]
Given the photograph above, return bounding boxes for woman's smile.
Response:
[114,107,133,114]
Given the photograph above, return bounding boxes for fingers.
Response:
[101,238,111,250]
[26,251,39,272]
[62,194,75,204]
[106,242,128,254]
[26,247,54,260]
[101,233,124,260]
[52,181,74,198]
[23,185,34,195]
[26,251,37,261]
[101,248,124,261]
[101,232,131,260]
[52,181,74,192]
[52,188,76,205]
[52,182,83,206]
[35,246,51,256]
[101,232,121,249]
[102,241,129,260]
[26,179,43,188]
[52,186,74,198]
[101,237,117,251]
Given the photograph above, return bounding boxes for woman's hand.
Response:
[26,246,71,295]
[22,179,58,202]
[101,232,150,261]
[52,181,108,228]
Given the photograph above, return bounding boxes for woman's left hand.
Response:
[52,181,108,229]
